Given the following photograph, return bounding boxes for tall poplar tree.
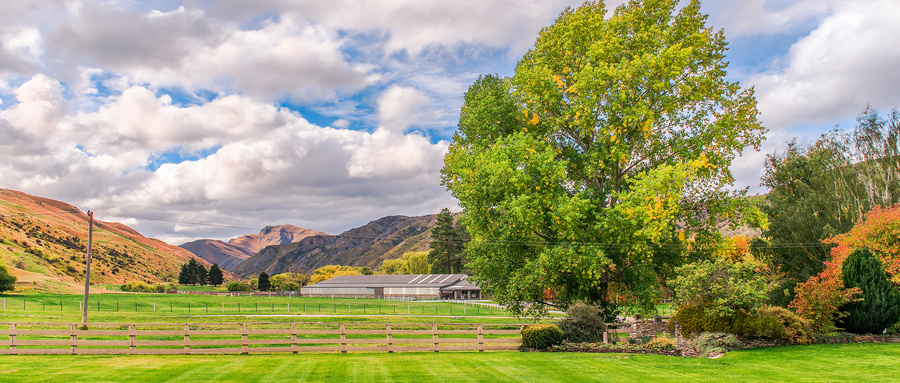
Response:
[442,0,765,316]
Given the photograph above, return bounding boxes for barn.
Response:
[300,274,482,300]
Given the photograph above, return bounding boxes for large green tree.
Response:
[442,0,765,316]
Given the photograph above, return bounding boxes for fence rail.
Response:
[0,322,523,355]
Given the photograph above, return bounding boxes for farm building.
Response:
[300,274,482,300]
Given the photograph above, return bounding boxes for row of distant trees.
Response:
[177,258,223,286]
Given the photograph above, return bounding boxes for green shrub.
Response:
[887,321,900,336]
[121,282,153,292]
[521,324,565,350]
[693,332,741,357]
[227,281,252,292]
[758,305,814,344]
[668,303,786,339]
[641,336,676,351]
[558,301,607,343]
[280,281,300,291]
[0,264,16,293]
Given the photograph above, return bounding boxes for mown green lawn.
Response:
[0,343,897,382]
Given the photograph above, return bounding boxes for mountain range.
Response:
[180,225,328,270]
[228,214,437,277]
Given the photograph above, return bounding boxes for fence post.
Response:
[129,324,136,352]
[183,324,190,352]
[222,303,224,313]
[477,324,484,352]
[603,331,609,344]
[70,323,77,354]
[386,324,393,353]
[432,324,439,352]
[241,323,248,354]
[290,323,297,354]
[340,323,347,353]
[8,324,16,354]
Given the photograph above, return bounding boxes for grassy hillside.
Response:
[0,189,208,292]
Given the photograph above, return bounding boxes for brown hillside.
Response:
[0,189,212,292]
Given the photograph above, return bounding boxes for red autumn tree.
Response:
[826,204,900,283]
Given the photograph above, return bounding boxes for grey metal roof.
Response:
[440,278,481,291]
[303,274,479,290]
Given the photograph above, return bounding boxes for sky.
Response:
[1,0,899,244]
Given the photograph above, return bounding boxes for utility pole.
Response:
[82,211,93,324]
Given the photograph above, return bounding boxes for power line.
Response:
[0,210,846,250]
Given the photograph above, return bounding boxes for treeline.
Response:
[756,106,900,303]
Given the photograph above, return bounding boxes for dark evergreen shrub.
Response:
[839,249,900,334]
[558,301,607,342]
[521,324,565,349]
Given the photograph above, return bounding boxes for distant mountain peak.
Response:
[183,224,329,270]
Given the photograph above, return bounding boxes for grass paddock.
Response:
[0,343,897,382]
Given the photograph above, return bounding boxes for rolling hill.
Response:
[0,189,210,292]
[231,214,437,277]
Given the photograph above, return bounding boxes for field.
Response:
[0,292,534,324]
[0,343,898,382]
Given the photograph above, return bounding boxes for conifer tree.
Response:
[178,263,191,285]
[839,248,900,334]
[208,264,224,286]
[196,264,208,286]
[257,272,271,292]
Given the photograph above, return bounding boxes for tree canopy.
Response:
[442,0,765,316]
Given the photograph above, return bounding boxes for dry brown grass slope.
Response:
[0,189,212,292]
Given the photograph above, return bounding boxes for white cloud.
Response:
[0,74,454,239]
[750,0,900,130]
[376,85,441,133]
[203,0,586,57]
[47,5,372,102]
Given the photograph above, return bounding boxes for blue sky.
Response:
[1,0,898,243]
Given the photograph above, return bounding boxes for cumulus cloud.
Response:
[46,5,372,102]
[202,0,585,57]
[749,0,900,130]
[376,85,441,133]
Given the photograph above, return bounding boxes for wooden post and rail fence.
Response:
[0,322,525,355]
[0,321,641,355]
